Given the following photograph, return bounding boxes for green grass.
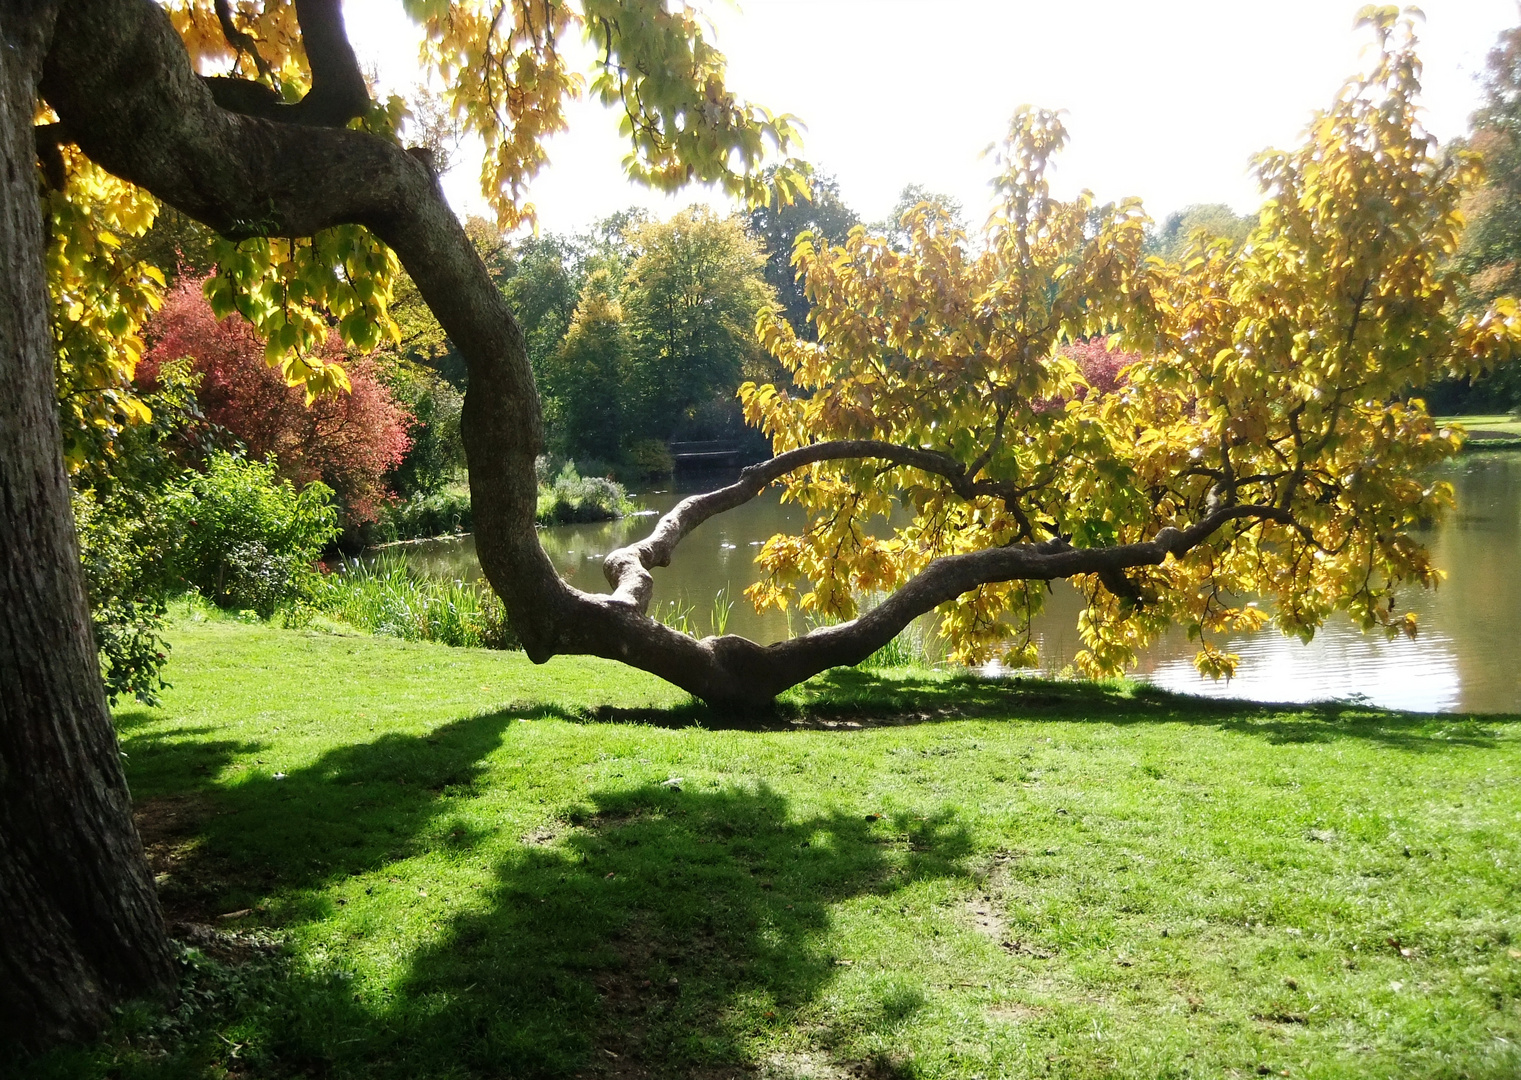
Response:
[14,610,1521,1079]
[1436,413,1521,446]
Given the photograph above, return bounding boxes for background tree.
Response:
[620,206,776,443]
[872,183,966,252]
[544,267,630,462]
[748,164,859,337]
[503,232,582,388]
[1149,202,1254,262]
[1424,17,1521,413]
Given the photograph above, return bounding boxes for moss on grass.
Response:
[13,612,1521,1079]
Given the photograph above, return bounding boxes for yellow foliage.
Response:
[741,15,1521,678]
[46,148,164,472]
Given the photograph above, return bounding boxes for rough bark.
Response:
[0,0,176,1049]
[37,0,1292,712]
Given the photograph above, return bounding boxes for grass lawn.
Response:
[15,608,1521,1079]
[1435,413,1521,444]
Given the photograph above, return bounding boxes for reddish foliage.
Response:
[141,277,412,525]
[1060,335,1137,398]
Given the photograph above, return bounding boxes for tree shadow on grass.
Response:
[358,784,970,1078]
[102,705,970,1079]
[585,667,1518,753]
[116,704,555,925]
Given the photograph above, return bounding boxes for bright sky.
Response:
[347,0,1521,235]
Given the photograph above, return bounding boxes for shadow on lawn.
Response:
[587,667,1518,752]
[111,706,970,1079]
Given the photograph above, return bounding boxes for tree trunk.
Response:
[0,1,176,1049]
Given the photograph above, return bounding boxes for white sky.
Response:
[347,0,1521,235]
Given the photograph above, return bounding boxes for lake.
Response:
[380,453,1521,714]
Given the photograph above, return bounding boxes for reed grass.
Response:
[316,554,518,650]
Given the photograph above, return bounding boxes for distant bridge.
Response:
[668,440,747,468]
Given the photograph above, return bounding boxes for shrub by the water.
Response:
[317,554,519,650]
[368,486,474,543]
[161,452,339,618]
[536,461,635,525]
[368,464,635,543]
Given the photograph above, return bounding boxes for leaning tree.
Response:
[2,0,1518,1046]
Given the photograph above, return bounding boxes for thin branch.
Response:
[214,0,273,83]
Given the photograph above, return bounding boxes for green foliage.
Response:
[1149,203,1254,262]
[378,360,464,498]
[625,437,675,479]
[70,359,208,706]
[858,618,938,672]
[161,452,339,618]
[372,487,475,543]
[621,207,777,443]
[503,233,582,384]
[1424,18,1521,413]
[536,462,635,525]
[748,165,860,338]
[542,268,630,461]
[73,489,173,706]
[317,555,518,650]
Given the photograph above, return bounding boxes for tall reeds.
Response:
[317,554,519,650]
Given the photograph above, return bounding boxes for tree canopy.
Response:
[748,165,860,337]
[745,11,1521,680]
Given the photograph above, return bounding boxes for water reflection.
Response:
[379,455,1521,714]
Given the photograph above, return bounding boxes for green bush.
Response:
[71,360,204,706]
[74,488,175,706]
[362,462,639,544]
[162,452,339,618]
[536,462,635,525]
[369,486,474,543]
[316,554,519,650]
[626,438,674,479]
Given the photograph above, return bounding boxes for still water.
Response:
[385,453,1521,714]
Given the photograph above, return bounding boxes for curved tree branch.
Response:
[203,0,368,127]
[39,0,1299,710]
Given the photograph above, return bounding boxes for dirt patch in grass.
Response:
[964,850,1057,959]
[520,824,559,846]
[582,917,686,1078]
[136,793,212,903]
[759,1051,914,1079]
[987,1002,1046,1023]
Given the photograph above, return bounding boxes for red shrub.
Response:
[141,277,412,526]
[1060,336,1137,398]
